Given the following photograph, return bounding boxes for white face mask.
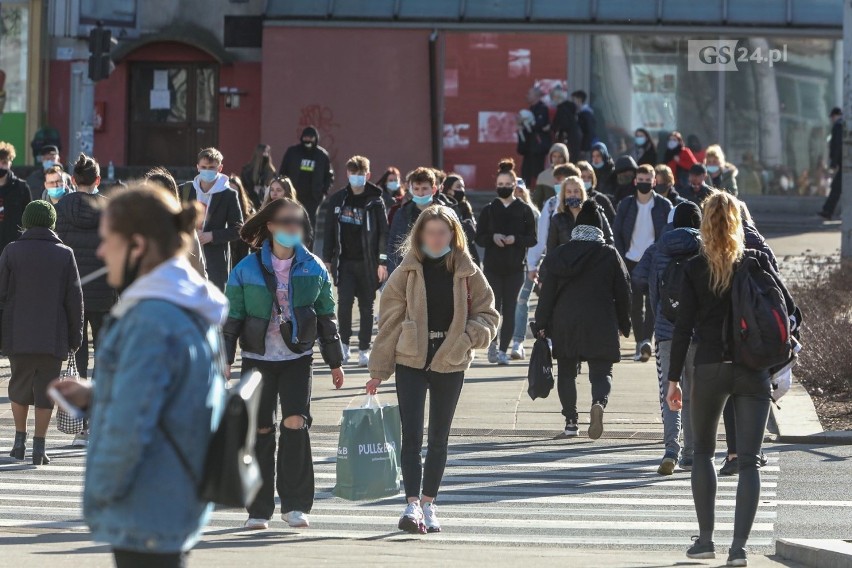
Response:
[667,140,679,150]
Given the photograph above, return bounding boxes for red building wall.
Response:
[47,60,72,157]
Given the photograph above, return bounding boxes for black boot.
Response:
[9,431,26,460]
[32,436,50,465]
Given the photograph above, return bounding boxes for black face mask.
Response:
[496,186,514,199]
[117,244,142,295]
[453,189,466,201]
[636,182,653,194]
[0,168,8,178]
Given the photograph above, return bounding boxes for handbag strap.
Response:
[257,251,284,320]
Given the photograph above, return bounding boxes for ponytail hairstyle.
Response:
[496,157,517,186]
[72,153,100,187]
[240,197,311,250]
[700,192,745,296]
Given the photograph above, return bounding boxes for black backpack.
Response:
[726,255,793,371]
[659,254,692,322]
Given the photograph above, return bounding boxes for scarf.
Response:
[571,225,605,244]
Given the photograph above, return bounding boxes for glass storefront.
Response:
[0,1,29,156]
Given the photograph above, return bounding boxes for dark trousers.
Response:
[337,259,376,350]
[723,398,737,455]
[113,550,186,568]
[521,153,547,187]
[485,270,525,351]
[625,259,655,345]
[691,362,771,544]
[396,363,465,499]
[301,196,321,239]
[822,170,842,216]
[244,356,315,518]
[556,357,613,421]
[75,310,107,379]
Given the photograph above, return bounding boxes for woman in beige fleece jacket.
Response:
[367,205,499,535]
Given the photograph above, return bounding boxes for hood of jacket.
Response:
[657,227,701,258]
[613,155,639,174]
[397,245,478,279]
[55,191,103,230]
[192,172,230,200]
[301,126,319,144]
[549,143,570,163]
[548,240,606,279]
[591,142,610,161]
[113,256,229,326]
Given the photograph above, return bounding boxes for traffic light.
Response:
[88,26,112,82]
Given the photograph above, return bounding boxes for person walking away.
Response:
[684,164,715,206]
[550,86,582,161]
[819,107,843,220]
[367,206,499,533]
[577,160,616,225]
[225,197,345,531]
[442,174,475,223]
[279,126,334,230]
[475,158,537,366]
[509,180,540,359]
[571,90,598,160]
[322,156,388,366]
[43,165,72,204]
[534,200,631,438]
[228,175,256,266]
[0,141,32,254]
[531,143,570,210]
[590,143,615,196]
[633,128,658,166]
[654,165,686,206]
[517,86,552,186]
[610,155,640,206]
[376,166,403,209]
[2,200,83,465]
[27,145,73,199]
[613,164,673,362]
[632,202,702,475]
[181,147,244,291]
[666,192,797,567]
[241,144,276,209]
[664,131,699,190]
[704,145,738,195]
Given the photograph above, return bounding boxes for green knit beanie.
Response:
[22,200,57,230]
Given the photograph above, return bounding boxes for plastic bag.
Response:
[527,337,555,400]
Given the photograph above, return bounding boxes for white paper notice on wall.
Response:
[153,70,169,91]
[150,89,171,110]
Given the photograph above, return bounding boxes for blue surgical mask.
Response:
[667,140,679,150]
[386,180,400,192]
[583,180,593,190]
[349,174,366,187]
[565,197,582,209]
[274,231,301,248]
[706,165,720,174]
[635,136,647,146]
[198,169,218,183]
[42,160,56,170]
[47,188,65,200]
[411,193,433,206]
[592,160,604,169]
[553,183,562,194]
[421,244,451,259]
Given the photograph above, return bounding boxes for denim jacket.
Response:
[84,257,228,553]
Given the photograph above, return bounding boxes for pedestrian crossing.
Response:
[0,429,779,551]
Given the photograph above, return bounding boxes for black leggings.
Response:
[485,270,525,351]
[556,357,613,420]
[691,363,771,547]
[723,398,737,455]
[76,309,107,379]
[113,550,186,568]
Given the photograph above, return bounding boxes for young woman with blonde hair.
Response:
[368,205,499,534]
[666,192,796,567]
[547,176,613,250]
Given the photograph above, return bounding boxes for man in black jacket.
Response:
[0,141,32,254]
[322,155,388,367]
[572,90,598,160]
[820,107,843,220]
[684,163,714,207]
[279,126,334,230]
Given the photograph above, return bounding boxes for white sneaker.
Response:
[342,344,351,363]
[244,517,269,530]
[510,342,525,360]
[422,502,441,533]
[358,349,370,367]
[72,430,89,447]
[563,419,579,437]
[282,510,310,528]
[398,501,426,534]
[496,351,511,366]
[487,342,498,364]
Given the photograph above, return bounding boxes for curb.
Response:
[770,379,852,445]
[777,539,852,568]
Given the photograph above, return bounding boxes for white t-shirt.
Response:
[625,198,655,262]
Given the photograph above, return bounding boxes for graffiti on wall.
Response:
[297,104,340,163]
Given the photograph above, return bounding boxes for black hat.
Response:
[673,201,702,229]
[574,200,602,230]
[300,126,319,141]
[613,154,638,174]
[830,107,843,117]
[689,163,707,176]
[39,144,59,156]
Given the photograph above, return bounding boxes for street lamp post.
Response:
[843,0,852,261]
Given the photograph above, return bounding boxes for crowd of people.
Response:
[0,110,806,567]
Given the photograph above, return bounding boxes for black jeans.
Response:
[723,398,737,455]
[243,356,315,518]
[822,169,842,216]
[485,270,525,351]
[337,259,375,350]
[113,550,186,568]
[556,357,613,421]
[396,363,464,499]
[691,362,771,545]
[76,310,107,379]
[625,259,655,345]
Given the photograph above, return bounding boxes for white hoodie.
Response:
[193,173,231,230]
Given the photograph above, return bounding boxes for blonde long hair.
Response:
[700,192,745,296]
[401,205,471,271]
[556,176,587,214]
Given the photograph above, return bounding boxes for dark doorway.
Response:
[128,62,218,166]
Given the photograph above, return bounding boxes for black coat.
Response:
[588,189,616,225]
[535,240,631,362]
[829,118,843,169]
[185,184,244,291]
[55,191,116,312]
[547,208,614,251]
[279,143,334,205]
[475,198,537,274]
[0,173,32,254]
[635,145,658,166]
[577,107,598,152]
[552,100,582,159]
[0,228,84,358]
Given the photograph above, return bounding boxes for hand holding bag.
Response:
[527,337,555,400]
[55,353,86,435]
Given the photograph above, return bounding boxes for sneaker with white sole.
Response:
[398,501,426,534]
[496,351,511,366]
[358,349,370,367]
[563,418,579,437]
[510,342,525,360]
[72,430,89,448]
[487,342,498,364]
[282,510,310,528]
[422,502,441,533]
[657,456,677,476]
[588,403,605,440]
[342,344,351,364]
[639,341,652,363]
[244,517,269,530]
[727,547,748,567]
[686,536,716,559]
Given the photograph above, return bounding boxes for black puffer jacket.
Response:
[0,173,32,254]
[55,191,116,312]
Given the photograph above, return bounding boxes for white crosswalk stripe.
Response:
[0,432,779,551]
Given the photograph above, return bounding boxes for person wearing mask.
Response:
[279,126,334,229]
[819,107,843,220]
[375,166,403,209]
[509,180,540,359]
[225,197,345,531]
[614,164,673,362]
[550,86,582,160]
[548,176,614,250]
[517,86,552,186]
[43,165,73,204]
[27,145,73,199]
[664,131,699,189]
[0,141,32,254]
[442,174,474,223]
[322,155,388,366]
[367,206,499,534]
[532,143,570,211]
[632,202,702,475]
[475,158,537,366]
[52,184,228,567]
[610,155,640,206]
[571,90,598,160]
[704,145,738,195]
[534,200,631,438]
[181,147,244,291]
[241,144,276,209]
[654,164,686,206]
[262,176,299,208]
[633,128,658,166]
[590,143,615,196]
[685,164,715,206]
[2,200,83,465]
[666,193,796,567]
[228,175,256,266]
[577,160,616,225]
